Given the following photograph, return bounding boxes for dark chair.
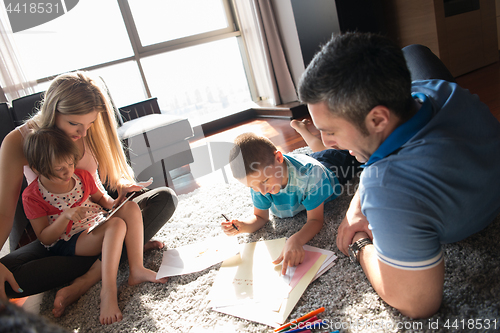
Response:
[10,92,44,126]
[402,44,456,83]
[0,94,42,251]
[118,97,161,123]
[0,103,14,143]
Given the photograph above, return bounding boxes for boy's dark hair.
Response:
[229,132,277,179]
[0,300,71,333]
[23,127,81,179]
[298,32,413,135]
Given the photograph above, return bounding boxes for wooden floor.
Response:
[172,60,500,195]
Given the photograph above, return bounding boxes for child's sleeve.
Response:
[250,189,272,211]
[301,164,338,211]
[22,190,50,220]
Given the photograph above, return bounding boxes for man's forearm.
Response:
[353,231,444,318]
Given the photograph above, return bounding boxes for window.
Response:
[8,0,253,126]
[141,38,251,125]
[128,0,229,46]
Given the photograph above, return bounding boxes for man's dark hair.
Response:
[298,32,413,135]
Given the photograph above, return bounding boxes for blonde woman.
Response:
[0,71,177,317]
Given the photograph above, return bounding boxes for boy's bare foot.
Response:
[290,119,328,152]
[100,288,123,325]
[128,267,168,286]
[290,118,311,134]
[144,240,164,252]
[53,260,102,318]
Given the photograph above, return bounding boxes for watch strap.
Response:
[348,238,372,264]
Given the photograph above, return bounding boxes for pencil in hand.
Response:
[221,213,239,231]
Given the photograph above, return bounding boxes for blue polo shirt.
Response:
[360,80,500,270]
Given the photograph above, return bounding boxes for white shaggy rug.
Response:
[37,147,500,333]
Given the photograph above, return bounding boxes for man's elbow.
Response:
[390,293,442,319]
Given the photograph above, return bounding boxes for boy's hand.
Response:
[273,237,305,275]
[221,220,241,236]
[63,206,93,222]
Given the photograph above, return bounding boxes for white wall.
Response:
[272,0,341,87]
[271,0,306,87]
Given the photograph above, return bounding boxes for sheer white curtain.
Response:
[234,0,298,106]
[0,0,36,103]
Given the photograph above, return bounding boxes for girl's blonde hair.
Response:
[28,71,134,190]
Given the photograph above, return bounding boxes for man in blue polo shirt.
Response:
[297,32,500,318]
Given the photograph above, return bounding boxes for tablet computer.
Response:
[87,191,141,234]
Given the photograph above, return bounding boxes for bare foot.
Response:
[144,240,164,252]
[53,260,102,318]
[128,267,168,286]
[53,285,82,318]
[99,288,122,325]
[290,118,311,134]
[290,119,328,153]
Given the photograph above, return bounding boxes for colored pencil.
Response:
[283,329,311,333]
[279,316,318,332]
[274,307,325,332]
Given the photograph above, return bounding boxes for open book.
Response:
[87,191,141,234]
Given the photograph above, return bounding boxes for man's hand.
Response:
[337,190,372,255]
[273,236,305,275]
[0,263,21,301]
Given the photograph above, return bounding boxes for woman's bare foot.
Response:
[290,119,328,152]
[53,260,102,318]
[99,287,122,325]
[144,240,164,252]
[128,267,168,286]
[53,284,82,318]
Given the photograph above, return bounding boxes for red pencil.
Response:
[279,316,318,332]
[274,307,325,332]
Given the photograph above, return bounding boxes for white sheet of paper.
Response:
[212,253,326,327]
[207,238,291,309]
[156,235,240,279]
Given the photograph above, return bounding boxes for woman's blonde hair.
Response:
[28,71,134,190]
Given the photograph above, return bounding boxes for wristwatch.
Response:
[348,238,372,264]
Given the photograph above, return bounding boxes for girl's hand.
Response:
[63,206,92,222]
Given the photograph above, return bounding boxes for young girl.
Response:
[22,128,168,325]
